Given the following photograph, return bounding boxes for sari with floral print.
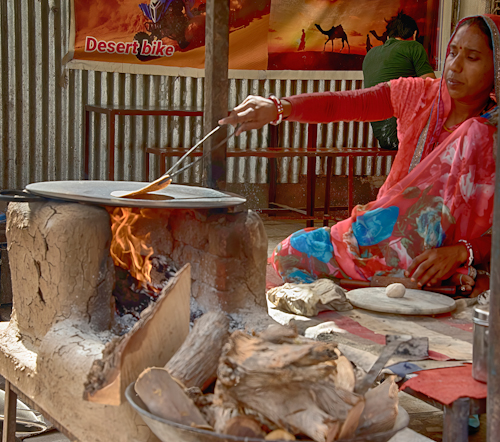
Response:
[272,15,500,284]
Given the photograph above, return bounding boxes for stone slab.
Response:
[346,287,456,315]
[388,427,434,441]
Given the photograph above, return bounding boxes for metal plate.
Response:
[125,383,410,442]
[25,181,246,209]
[346,287,456,315]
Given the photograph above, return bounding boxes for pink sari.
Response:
[272,15,500,283]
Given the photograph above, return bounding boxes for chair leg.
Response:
[269,158,277,207]
[268,125,278,210]
[306,157,315,228]
[306,124,318,228]
[348,155,354,215]
[324,157,333,227]
[160,153,166,176]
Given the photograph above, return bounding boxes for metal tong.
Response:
[113,125,235,198]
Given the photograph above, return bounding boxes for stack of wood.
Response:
[135,311,399,442]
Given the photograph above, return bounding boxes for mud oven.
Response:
[0,182,268,442]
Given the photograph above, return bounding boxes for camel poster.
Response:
[268,0,440,71]
[68,0,440,75]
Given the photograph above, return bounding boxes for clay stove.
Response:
[0,199,268,442]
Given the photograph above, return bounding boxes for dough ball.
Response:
[385,283,406,298]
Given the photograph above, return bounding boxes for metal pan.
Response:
[125,383,410,442]
[1,181,246,209]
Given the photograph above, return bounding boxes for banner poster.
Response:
[70,0,441,77]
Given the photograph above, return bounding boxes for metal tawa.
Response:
[25,181,246,209]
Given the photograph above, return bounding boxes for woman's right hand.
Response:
[219,95,282,136]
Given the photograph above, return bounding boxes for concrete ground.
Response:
[2,218,486,441]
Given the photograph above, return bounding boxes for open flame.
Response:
[108,207,154,286]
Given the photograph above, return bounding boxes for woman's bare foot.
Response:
[448,272,475,294]
[470,273,490,298]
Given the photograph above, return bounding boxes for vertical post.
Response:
[443,398,470,442]
[109,111,116,181]
[203,0,229,189]
[2,380,17,442]
[487,109,500,441]
[84,107,90,179]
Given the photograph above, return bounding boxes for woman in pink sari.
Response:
[220,15,500,296]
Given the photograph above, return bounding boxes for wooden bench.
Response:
[146,124,397,227]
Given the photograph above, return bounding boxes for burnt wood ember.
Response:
[113,258,177,318]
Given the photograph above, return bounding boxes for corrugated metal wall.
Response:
[0,0,392,190]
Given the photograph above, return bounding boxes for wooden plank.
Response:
[2,381,17,442]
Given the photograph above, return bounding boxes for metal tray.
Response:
[24,181,246,209]
[125,382,409,442]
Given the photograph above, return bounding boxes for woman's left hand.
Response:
[405,244,468,287]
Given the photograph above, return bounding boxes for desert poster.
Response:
[71,0,271,71]
[268,0,440,71]
[69,0,440,74]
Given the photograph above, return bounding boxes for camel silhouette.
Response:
[315,23,350,53]
[369,29,388,42]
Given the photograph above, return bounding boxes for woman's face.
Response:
[444,24,494,104]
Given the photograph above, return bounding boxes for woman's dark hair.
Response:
[386,11,419,40]
[457,17,493,50]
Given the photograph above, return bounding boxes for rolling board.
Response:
[346,287,456,315]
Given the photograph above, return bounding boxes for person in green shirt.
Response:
[362,11,436,149]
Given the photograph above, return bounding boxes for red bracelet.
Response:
[268,95,284,126]
[458,239,474,266]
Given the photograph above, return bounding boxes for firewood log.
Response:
[355,376,399,436]
[212,405,241,434]
[333,348,356,392]
[185,388,216,426]
[215,327,351,442]
[135,367,209,428]
[165,310,230,390]
[222,416,266,438]
[265,429,296,440]
[337,400,365,440]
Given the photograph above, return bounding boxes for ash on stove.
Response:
[189,298,273,334]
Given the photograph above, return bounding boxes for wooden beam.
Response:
[2,381,17,442]
[203,0,229,189]
[487,63,500,442]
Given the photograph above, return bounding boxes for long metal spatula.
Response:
[112,125,233,198]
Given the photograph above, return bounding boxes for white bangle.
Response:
[458,239,474,266]
[268,95,284,126]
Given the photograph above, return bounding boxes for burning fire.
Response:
[108,207,154,286]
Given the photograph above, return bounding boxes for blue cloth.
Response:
[290,228,333,263]
[352,206,399,246]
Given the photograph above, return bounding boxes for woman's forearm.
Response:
[283,83,394,124]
